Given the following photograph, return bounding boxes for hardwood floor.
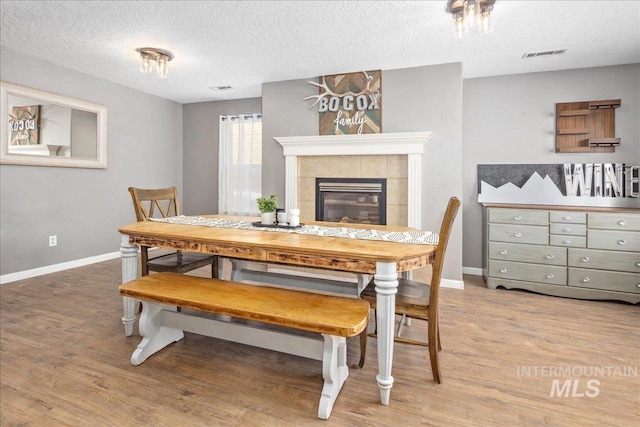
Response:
[1,258,638,426]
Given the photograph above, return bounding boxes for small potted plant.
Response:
[257,194,278,225]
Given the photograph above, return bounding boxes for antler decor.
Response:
[304,71,380,108]
[305,70,382,135]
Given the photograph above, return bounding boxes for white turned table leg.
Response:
[131,302,184,366]
[375,261,398,405]
[121,234,139,336]
[318,334,348,420]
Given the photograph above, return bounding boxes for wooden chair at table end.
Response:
[357,196,461,384]
[128,187,218,278]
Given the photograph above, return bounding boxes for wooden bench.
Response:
[119,272,370,420]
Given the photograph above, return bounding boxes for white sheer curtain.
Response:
[218,113,262,216]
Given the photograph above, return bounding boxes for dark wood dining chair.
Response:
[358,196,461,384]
[128,187,218,278]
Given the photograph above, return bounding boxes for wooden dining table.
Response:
[119,215,436,406]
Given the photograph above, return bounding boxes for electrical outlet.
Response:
[49,235,57,247]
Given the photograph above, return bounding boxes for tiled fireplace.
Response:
[275,132,431,228]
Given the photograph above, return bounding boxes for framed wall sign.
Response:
[9,105,40,145]
[305,70,382,135]
[477,163,639,208]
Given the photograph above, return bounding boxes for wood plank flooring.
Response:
[1,258,638,426]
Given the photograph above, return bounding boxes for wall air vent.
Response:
[522,49,567,59]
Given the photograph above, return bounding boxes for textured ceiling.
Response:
[1,1,638,104]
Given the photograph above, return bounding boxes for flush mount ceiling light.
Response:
[447,0,496,39]
[136,47,174,79]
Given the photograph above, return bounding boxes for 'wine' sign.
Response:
[305,70,381,135]
[477,163,639,208]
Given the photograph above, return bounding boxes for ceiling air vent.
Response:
[209,86,234,91]
[522,49,567,59]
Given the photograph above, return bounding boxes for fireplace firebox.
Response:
[316,178,387,225]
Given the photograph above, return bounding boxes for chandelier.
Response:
[136,47,174,79]
[447,0,496,39]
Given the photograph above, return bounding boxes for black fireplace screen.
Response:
[316,178,387,225]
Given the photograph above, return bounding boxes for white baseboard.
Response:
[441,278,464,290]
[440,267,483,289]
[1,255,484,288]
[463,266,483,276]
[0,251,122,285]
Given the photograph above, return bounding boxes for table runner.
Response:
[149,216,438,245]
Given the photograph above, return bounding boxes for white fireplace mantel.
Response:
[275,132,432,229]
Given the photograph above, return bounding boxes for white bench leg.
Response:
[229,259,271,282]
[318,334,349,420]
[131,302,184,366]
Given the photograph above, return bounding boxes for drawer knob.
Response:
[500,268,508,273]
[499,250,508,255]
[618,220,628,226]
[637,283,640,288]
[546,274,554,279]
[563,240,571,244]
[636,262,640,267]
[581,257,590,263]
[563,227,571,233]
[564,216,572,221]
[546,254,555,259]
[581,277,590,283]
[514,216,522,221]
[618,239,627,245]
[514,232,522,238]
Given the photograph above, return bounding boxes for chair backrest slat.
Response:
[128,187,181,222]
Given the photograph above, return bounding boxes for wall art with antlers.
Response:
[304,70,382,135]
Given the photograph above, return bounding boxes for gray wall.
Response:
[462,64,640,270]
[4,45,635,280]
[182,98,262,215]
[384,63,464,280]
[0,48,184,275]
[259,63,464,281]
[261,78,318,198]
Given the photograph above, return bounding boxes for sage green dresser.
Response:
[484,204,640,304]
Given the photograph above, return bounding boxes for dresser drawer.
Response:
[489,242,566,265]
[568,248,640,273]
[489,260,566,285]
[588,213,640,231]
[489,208,548,226]
[587,230,640,252]
[489,224,549,245]
[568,268,640,294]
[550,211,586,224]
[550,235,586,248]
[550,223,586,236]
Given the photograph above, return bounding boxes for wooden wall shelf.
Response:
[555,99,621,153]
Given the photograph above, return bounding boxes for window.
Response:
[218,114,262,215]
